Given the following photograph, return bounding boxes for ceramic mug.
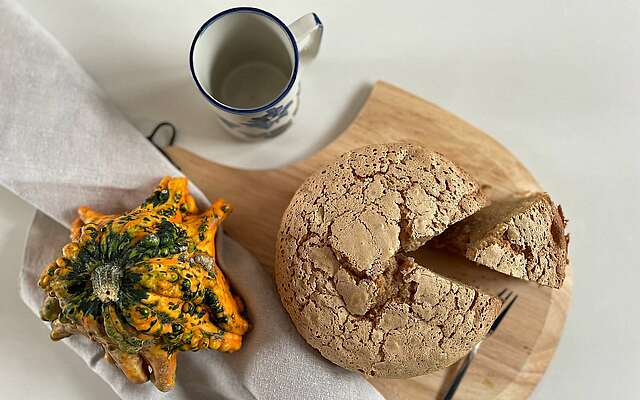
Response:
[190,7,323,140]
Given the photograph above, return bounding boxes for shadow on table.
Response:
[98,63,373,169]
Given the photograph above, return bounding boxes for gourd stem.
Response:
[91,263,122,303]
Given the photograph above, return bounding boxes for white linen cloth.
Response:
[0,1,383,399]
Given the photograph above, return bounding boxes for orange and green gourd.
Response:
[37,177,249,391]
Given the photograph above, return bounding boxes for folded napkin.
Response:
[0,1,383,399]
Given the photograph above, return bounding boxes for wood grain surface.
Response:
[166,81,572,399]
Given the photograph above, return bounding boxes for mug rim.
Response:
[189,7,299,115]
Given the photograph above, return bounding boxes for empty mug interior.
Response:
[191,9,297,111]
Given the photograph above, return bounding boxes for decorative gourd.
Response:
[38,177,249,391]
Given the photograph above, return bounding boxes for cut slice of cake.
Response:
[433,192,569,288]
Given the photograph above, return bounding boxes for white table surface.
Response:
[2,0,639,398]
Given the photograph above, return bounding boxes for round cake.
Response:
[275,143,502,377]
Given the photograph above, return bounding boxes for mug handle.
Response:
[288,13,323,62]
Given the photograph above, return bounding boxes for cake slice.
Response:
[434,193,568,288]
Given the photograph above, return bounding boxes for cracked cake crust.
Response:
[433,192,569,288]
[275,143,502,377]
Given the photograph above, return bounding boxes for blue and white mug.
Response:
[190,7,323,140]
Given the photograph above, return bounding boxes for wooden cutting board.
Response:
[166,81,572,399]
